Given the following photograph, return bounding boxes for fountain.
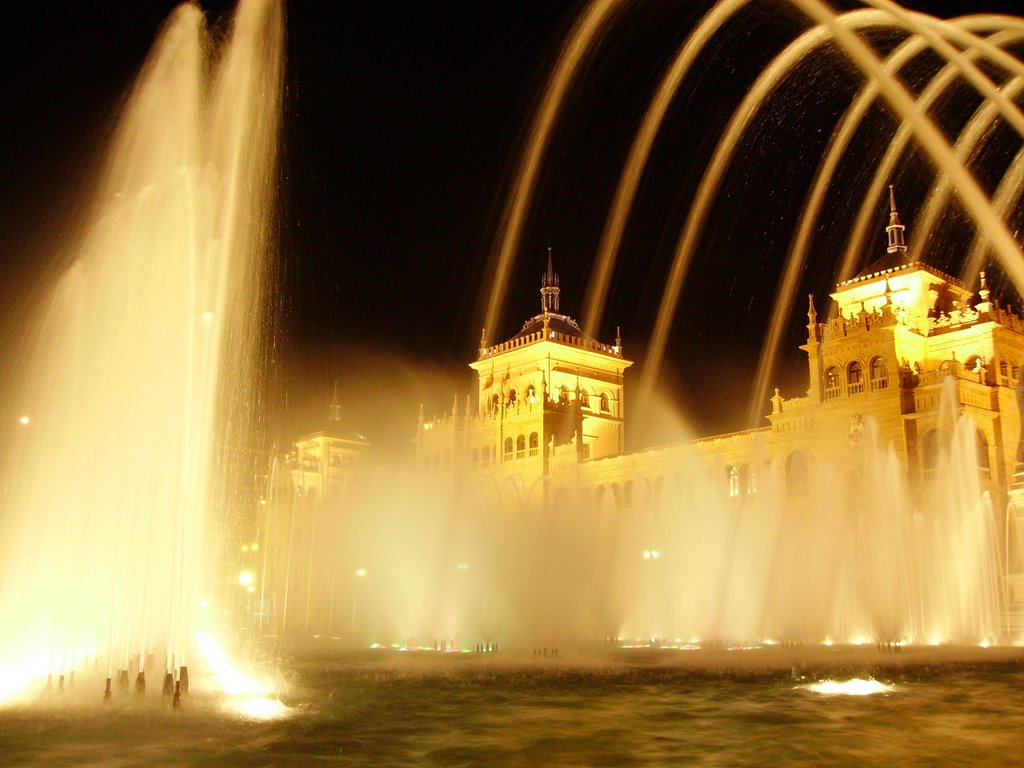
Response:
[2,0,1023,764]
[263,0,1024,654]
[0,0,1016,675]
[0,0,283,704]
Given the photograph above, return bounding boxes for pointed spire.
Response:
[540,247,560,314]
[328,380,341,422]
[886,184,907,254]
[806,294,821,344]
[977,269,991,314]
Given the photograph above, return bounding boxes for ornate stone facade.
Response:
[415,202,1024,632]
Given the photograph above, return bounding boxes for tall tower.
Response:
[467,251,632,478]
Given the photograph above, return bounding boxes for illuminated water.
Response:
[0,0,282,700]
[2,649,1021,766]
[271,379,1008,650]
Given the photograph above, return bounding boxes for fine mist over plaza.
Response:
[0,1,1023,765]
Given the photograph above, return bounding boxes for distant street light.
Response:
[351,568,366,635]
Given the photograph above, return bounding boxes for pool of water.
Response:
[3,647,1022,766]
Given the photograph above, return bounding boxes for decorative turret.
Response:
[541,246,560,314]
[806,294,820,344]
[329,380,341,422]
[886,184,907,254]
[976,270,992,314]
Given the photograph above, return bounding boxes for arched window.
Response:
[727,465,740,498]
[870,356,888,391]
[636,479,653,508]
[580,389,590,408]
[824,366,841,400]
[529,432,539,457]
[600,392,611,412]
[503,437,513,462]
[559,384,570,405]
[976,429,990,480]
[490,394,500,413]
[526,384,537,402]
[740,463,756,496]
[921,429,943,481]
[847,360,864,394]
[516,434,526,459]
[785,451,811,497]
[507,389,517,406]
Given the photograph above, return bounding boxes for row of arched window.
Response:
[584,426,991,509]
[470,433,542,467]
[490,386,613,413]
[824,356,888,400]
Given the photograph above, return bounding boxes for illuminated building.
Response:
[269,382,371,634]
[415,194,1024,628]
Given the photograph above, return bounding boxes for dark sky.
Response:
[1,0,1022,463]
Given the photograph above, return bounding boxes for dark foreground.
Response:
[2,645,1022,766]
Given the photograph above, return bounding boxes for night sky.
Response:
[1,0,1022,464]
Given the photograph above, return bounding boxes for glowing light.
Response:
[822,638,834,646]
[234,696,287,719]
[355,568,366,578]
[238,570,255,587]
[17,415,29,426]
[642,549,660,560]
[850,636,867,646]
[457,562,469,572]
[195,631,288,720]
[805,678,895,696]
[0,667,36,706]
[979,640,991,648]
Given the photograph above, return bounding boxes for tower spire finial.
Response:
[540,247,560,314]
[329,380,341,422]
[886,184,907,255]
